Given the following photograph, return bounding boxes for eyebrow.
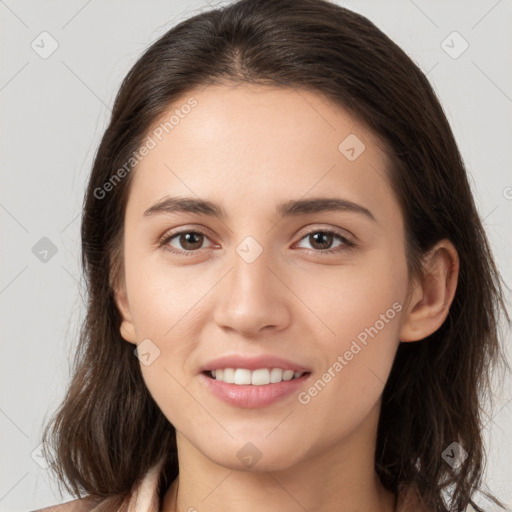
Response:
[143,196,376,222]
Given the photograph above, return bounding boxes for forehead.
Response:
[126,83,399,226]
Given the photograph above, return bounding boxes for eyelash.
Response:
[157,227,356,257]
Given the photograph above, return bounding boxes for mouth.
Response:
[200,367,311,408]
[199,355,312,407]
[204,368,310,385]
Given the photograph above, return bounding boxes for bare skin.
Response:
[113,83,459,512]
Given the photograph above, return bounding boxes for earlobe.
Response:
[120,321,137,344]
[399,240,459,342]
[113,281,137,345]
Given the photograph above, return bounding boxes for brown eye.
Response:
[160,229,213,255]
[308,231,335,250]
[295,229,355,255]
[176,232,205,251]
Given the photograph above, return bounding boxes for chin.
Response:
[212,451,302,473]
[198,436,308,473]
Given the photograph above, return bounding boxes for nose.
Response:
[213,245,292,337]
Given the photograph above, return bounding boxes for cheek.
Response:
[297,250,406,407]
[300,250,407,344]
[124,246,205,339]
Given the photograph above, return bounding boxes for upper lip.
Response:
[201,355,310,373]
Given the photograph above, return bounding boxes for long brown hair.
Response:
[41,0,510,510]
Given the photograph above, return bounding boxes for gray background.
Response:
[1,1,511,510]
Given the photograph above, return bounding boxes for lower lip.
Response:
[200,372,311,408]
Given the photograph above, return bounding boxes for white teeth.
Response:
[234,368,252,385]
[282,369,294,381]
[251,368,270,385]
[223,367,235,383]
[211,367,305,385]
[270,368,283,383]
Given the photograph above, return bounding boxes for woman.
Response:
[34,0,510,510]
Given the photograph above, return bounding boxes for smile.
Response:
[201,370,311,408]
[207,368,306,385]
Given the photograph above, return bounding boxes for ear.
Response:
[399,239,459,342]
[112,277,137,345]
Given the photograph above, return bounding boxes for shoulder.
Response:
[31,496,106,512]
[31,456,166,512]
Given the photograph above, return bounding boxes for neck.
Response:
[162,402,396,512]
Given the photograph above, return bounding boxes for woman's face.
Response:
[115,84,411,471]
